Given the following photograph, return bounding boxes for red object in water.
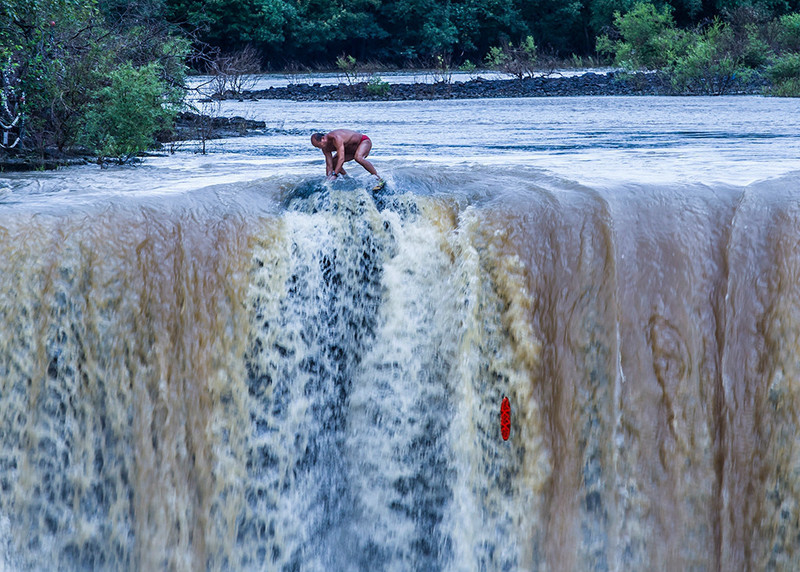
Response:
[500,396,511,440]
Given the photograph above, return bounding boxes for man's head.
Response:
[311,132,325,148]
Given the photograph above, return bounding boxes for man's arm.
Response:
[323,150,334,176]
[333,138,346,175]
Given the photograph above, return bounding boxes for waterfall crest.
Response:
[1,175,800,570]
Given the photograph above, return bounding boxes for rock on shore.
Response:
[219,71,764,102]
[171,112,267,140]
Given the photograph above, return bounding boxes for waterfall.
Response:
[1,173,799,571]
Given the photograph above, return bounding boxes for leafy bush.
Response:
[741,24,772,68]
[777,12,800,51]
[366,74,390,96]
[484,36,537,79]
[762,13,800,96]
[766,52,800,95]
[596,2,686,70]
[670,21,752,95]
[458,59,477,72]
[336,54,360,85]
[0,0,188,161]
[598,3,756,94]
[769,76,800,96]
[81,62,182,163]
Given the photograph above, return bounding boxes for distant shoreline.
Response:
[215,71,766,102]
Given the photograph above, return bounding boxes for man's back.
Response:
[325,129,362,153]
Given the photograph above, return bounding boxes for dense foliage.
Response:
[164,0,800,65]
[598,2,800,94]
[0,0,187,162]
[80,61,183,162]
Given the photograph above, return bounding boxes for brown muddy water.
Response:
[1,96,800,571]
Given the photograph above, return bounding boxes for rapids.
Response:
[1,95,800,571]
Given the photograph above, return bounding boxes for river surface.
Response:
[1,96,800,571]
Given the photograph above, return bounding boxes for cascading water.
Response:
[1,169,800,571]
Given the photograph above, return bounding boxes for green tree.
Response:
[590,0,639,36]
[81,62,181,162]
[515,0,585,54]
[670,19,751,94]
[715,0,800,18]
[777,11,800,49]
[153,0,800,65]
[597,2,685,69]
[766,13,800,95]
[287,0,385,61]
[378,0,458,59]
[451,0,526,55]
[0,0,188,160]
[166,0,294,52]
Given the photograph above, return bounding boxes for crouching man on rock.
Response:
[311,129,384,190]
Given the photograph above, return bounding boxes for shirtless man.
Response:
[310,129,383,186]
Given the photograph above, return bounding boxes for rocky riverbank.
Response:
[170,111,267,141]
[0,114,267,171]
[219,71,766,102]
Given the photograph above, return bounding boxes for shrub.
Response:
[741,24,772,68]
[81,62,182,163]
[429,52,453,84]
[766,52,800,96]
[458,59,477,72]
[484,46,506,67]
[484,36,537,79]
[597,2,684,70]
[670,21,751,95]
[366,74,390,96]
[207,46,261,97]
[770,76,800,96]
[336,54,360,85]
[777,13,800,51]
[598,3,756,94]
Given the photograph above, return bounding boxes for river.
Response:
[1,95,800,571]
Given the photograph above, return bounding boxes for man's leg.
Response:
[354,140,378,177]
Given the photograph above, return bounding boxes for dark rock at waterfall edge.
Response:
[226,71,767,102]
[168,111,267,141]
[0,114,267,171]
[0,154,92,172]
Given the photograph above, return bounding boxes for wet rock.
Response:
[235,71,764,102]
[170,111,266,141]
